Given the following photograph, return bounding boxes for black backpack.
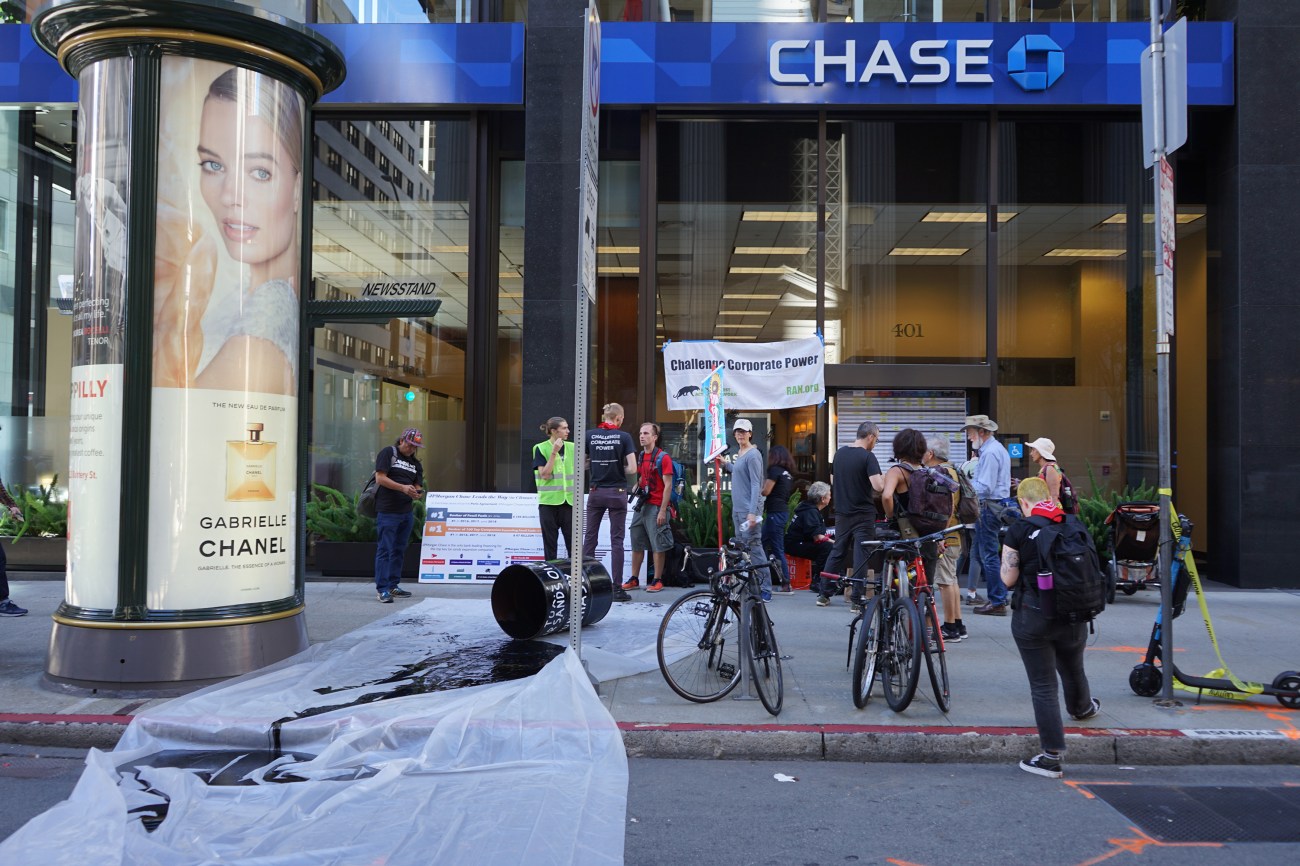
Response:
[1030,515,1106,624]
[903,463,960,536]
[1044,463,1079,515]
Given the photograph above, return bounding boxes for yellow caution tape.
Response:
[1172,499,1263,696]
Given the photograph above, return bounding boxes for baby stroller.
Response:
[1105,501,1162,599]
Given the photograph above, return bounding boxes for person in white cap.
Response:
[1027,437,1079,514]
[962,414,1012,616]
[729,418,770,600]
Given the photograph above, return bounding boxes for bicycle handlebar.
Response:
[859,524,973,551]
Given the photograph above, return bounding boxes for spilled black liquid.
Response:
[119,639,563,831]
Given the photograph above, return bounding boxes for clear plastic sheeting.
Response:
[2,622,629,865]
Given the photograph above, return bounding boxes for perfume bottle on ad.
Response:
[226,422,276,501]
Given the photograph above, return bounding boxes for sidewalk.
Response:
[2,573,1299,765]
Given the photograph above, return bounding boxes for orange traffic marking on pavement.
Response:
[886,860,929,866]
[1185,702,1300,738]
[1064,780,1131,800]
[1073,826,1222,866]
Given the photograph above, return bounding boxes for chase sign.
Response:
[1007,34,1065,91]
[600,22,1233,107]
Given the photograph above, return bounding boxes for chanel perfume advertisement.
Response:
[66,56,134,611]
[147,56,304,610]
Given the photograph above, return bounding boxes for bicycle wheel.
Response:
[745,598,784,716]
[851,595,885,709]
[881,596,922,712]
[657,589,742,702]
[918,591,951,713]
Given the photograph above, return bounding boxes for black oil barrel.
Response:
[490,559,613,640]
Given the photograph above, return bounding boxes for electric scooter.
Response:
[1129,512,1300,708]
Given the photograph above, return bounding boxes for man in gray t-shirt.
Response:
[728,418,770,599]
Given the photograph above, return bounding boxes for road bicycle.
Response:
[656,539,784,715]
[845,525,963,713]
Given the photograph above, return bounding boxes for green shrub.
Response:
[673,481,732,549]
[0,476,68,540]
[306,484,425,544]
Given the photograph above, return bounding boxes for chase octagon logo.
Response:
[1008,35,1065,91]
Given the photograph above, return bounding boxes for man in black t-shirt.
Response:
[373,428,424,603]
[582,403,637,601]
[817,421,884,606]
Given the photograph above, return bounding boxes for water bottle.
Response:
[1036,571,1054,617]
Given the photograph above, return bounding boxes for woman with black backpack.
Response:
[1002,476,1102,779]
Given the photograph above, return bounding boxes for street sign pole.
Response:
[569,1,601,658]
[1148,0,1178,707]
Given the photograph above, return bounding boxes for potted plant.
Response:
[0,476,69,571]
[306,483,425,578]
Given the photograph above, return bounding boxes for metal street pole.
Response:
[1149,0,1178,707]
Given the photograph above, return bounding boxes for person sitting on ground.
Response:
[785,480,833,582]
[1001,476,1102,779]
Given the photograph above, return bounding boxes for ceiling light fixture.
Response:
[1101,213,1205,225]
[888,247,969,256]
[922,211,1018,223]
[729,266,786,274]
[723,293,785,300]
[717,323,763,329]
[1044,248,1125,257]
[733,246,811,255]
[742,210,816,222]
[718,311,769,316]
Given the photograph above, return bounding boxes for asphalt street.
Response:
[4,747,1299,864]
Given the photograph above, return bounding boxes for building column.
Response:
[521,0,585,490]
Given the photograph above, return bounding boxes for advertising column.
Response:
[35,0,344,687]
[147,59,304,610]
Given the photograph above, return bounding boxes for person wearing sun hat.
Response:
[372,427,425,603]
[1026,437,1079,514]
[961,414,1013,616]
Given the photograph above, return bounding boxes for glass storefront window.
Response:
[996,118,1149,489]
[834,119,988,365]
[1,107,76,498]
[656,118,819,474]
[497,158,524,489]
[310,117,469,493]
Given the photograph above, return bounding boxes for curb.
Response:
[0,714,130,750]
[4,715,1297,766]
[617,722,1300,765]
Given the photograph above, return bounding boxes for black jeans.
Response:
[819,513,876,597]
[538,502,573,561]
[786,538,832,579]
[1011,603,1092,755]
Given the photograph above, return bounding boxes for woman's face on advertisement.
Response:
[198,96,299,280]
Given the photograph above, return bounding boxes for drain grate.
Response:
[1085,785,1300,844]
